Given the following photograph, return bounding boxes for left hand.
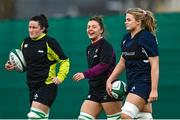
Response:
[148,89,158,103]
[52,77,62,84]
[72,72,85,82]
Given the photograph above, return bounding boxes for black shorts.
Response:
[86,86,122,103]
[28,82,57,107]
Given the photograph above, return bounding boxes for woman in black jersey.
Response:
[73,16,122,119]
[5,14,70,119]
[106,8,159,119]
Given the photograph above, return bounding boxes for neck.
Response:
[131,27,142,39]
[91,36,103,43]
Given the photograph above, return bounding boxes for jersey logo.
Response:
[24,44,28,48]
[130,86,136,92]
[34,93,38,100]
[87,95,91,99]
[93,49,99,58]
[38,50,44,53]
[93,54,98,58]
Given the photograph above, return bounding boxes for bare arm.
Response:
[106,55,126,96]
[148,56,159,102]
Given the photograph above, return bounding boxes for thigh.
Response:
[126,93,146,111]
[102,101,122,115]
[141,103,152,113]
[31,101,49,114]
[80,100,102,118]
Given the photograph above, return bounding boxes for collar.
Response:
[32,33,46,41]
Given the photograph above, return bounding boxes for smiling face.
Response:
[125,13,141,32]
[28,20,45,39]
[87,20,104,42]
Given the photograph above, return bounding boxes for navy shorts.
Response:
[127,79,151,102]
[28,82,57,107]
[86,86,122,103]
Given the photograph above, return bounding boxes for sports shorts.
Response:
[86,86,122,103]
[127,79,151,102]
[28,82,57,107]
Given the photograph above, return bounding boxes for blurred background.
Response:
[1,0,180,19]
[0,0,180,119]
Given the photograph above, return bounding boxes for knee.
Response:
[27,107,48,120]
[78,112,95,120]
[121,113,131,119]
[136,112,153,119]
[121,102,139,119]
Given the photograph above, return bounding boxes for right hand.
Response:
[106,79,113,97]
[72,72,85,82]
[5,60,15,71]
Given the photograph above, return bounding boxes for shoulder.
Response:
[23,37,31,41]
[45,35,60,45]
[121,33,130,42]
[102,38,112,47]
[100,38,114,51]
[140,30,155,39]
[139,30,158,47]
[45,35,57,42]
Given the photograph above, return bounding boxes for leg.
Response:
[27,83,57,119]
[137,103,153,119]
[27,101,49,119]
[78,100,102,119]
[102,101,122,120]
[121,93,146,119]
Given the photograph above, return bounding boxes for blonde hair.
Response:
[126,8,157,35]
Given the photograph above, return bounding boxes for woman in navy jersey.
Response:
[73,16,122,119]
[106,8,159,119]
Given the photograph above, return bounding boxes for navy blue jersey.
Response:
[121,30,159,82]
[83,38,116,90]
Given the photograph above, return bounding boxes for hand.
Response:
[106,79,113,97]
[72,72,85,82]
[148,89,158,103]
[5,60,15,71]
[52,77,62,84]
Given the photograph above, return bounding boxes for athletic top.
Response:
[83,38,116,89]
[21,33,70,85]
[121,29,158,82]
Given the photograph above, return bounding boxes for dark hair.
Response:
[30,14,48,33]
[89,16,105,35]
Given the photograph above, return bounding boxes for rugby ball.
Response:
[111,80,127,99]
[9,49,26,72]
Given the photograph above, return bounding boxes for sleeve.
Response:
[139,34,159,57]
[47,38,70,81]
[83,42,115,78]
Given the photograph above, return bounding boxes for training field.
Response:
[0,13,180,119]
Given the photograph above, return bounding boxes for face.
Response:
[87,20,103,41]
[125,13,140,31]
[28,21,44,39]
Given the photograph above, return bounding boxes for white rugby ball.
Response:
[111,80,127,99]
[9,49,26,72]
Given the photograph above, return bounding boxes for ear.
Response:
[136,20,141,26]
[41,27,45,32]
[100,29,104,34]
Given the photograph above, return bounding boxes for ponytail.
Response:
[126,8,157,36]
